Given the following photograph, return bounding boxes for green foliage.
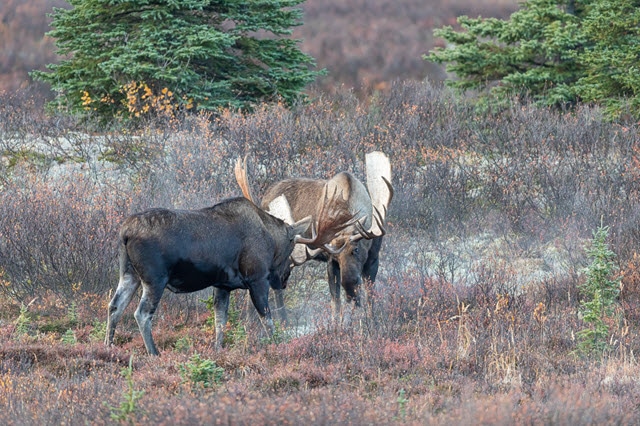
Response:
[32,0,322,122]
[60,329,76,345]
[3,149,50,171]
[179,353,225,388]
[106,356,145,422]
[427,0,587,108]
[260,320,288,346]
[396,388,408,420]
[201,295,217,331]
[575,225,621,357]
[174,336,193,353]
[67,300,77,326]
[89,319,106,342]
[426,0,640,119]
[14,302,32,337]
[577,0,640,118]
[38,317,77,334]
[224,301,248,347]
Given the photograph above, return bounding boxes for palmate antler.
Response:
[236,155,356,258]
[350,175,393,242]
[234,155,256,203]
[351,206,386,242]
[266,187,354,257]
[292,187,355,251]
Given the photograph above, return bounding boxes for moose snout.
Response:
[347,293,362,307]
[344,277,363,306]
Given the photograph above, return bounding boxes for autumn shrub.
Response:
[124,82,640,384]
[0,79,637,318]
[620,252,640,325]
[0,268,637,425]
[0,172,127,300]
[76,79,640,275]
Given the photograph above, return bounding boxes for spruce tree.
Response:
[426,0,640,119]
[33,0,321,121]
[577,0,640,118]
[426,0,588,109]
[576,225,621,357]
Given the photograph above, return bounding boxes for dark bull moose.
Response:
[235,152,393,321]
[104,196,353,355]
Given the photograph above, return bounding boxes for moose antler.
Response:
[366,151,394,214]
[350,175,393,242]
[350,206,386,242]
[267,194,297,225]
[234,155,256,203]
[268,193,352,257]
[236,156,355,256]
[290,246,330,266]
[294,187,355,252]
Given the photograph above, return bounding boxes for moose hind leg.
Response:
[134,282,164,356]
[105,272,140,347]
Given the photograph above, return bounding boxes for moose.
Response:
[235,152,393,321]
[104,196,352,355]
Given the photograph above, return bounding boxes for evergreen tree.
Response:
[426,0,588,109]
[576,225,621,357]
[426,0,640,118]
[33,0,321,120]
[577,0,640,118]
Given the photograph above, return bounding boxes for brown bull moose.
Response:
[104,196,353,355]
[235,152,393,321]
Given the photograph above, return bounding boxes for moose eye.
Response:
[352,247,359,255]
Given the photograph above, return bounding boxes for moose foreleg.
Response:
[362,237,383,311]
[213,288,230,350]
[362,237,382,283]
[248,280,275,339]
[273,289,288,325]
[327,259,342,324]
